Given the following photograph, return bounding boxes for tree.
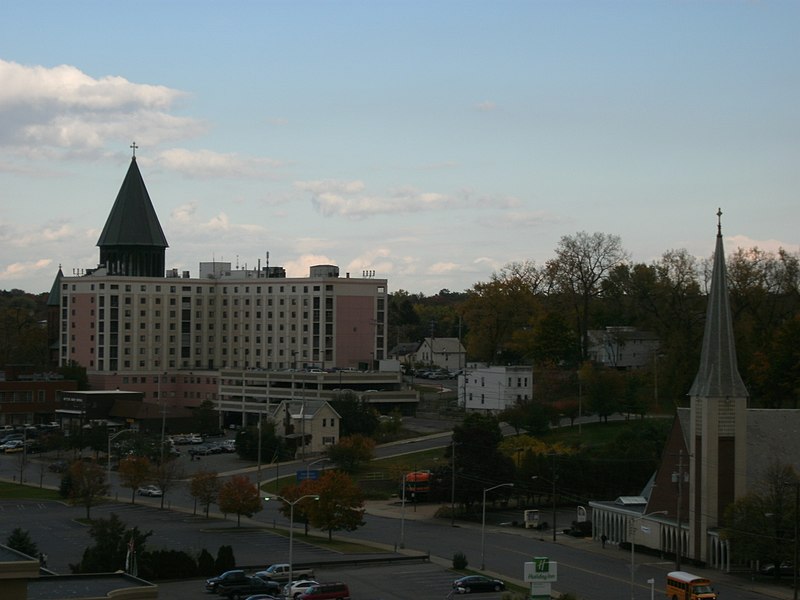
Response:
[305,470,365,541]
[546,231,628,359]
[723,463,799,574]
[152,457,185,509]
[326,434,375,473]
[218,475,262,527]
[451,413,516,509]
[190,470,221,518]
[118,456,152,504]
[6,527,38,557]
[235,420,285,461]
[71,513,151,574]
[194,399,220,435]
[68,460,109,520]
[329,392,379,437]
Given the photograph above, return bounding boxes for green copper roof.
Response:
[46,267,63,306]
[96,157,168,248]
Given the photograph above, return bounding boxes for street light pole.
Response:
[264,493,319,585]
[481,482,514,570]
[630,511,667,600]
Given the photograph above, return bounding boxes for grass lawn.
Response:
[0,481,61,501]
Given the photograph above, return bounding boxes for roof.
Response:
[422,337,466,354]
[688,218,748,398]
[389,342,420,356]
[270,399,340,420]
[46,267,63,307]
[96,158,168,248]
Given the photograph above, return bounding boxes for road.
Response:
[0,428,793,600]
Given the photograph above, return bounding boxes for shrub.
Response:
[215,545,236,572]
[197,548,216,576]
[142,549,198,580]
[452,551,468,570]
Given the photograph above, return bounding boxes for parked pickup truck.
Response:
[255,563,315,582]
[216,575,280,599]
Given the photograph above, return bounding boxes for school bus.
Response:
[666,571,717,600]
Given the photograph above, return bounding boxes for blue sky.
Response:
[1,1,798,295]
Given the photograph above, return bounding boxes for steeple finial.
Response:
[130,141,138,159]
[717,207,722,236]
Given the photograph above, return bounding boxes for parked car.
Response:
[256,563,315,583]
[48,460,68,473]
[206,569,247,593]
[297,582,350,600]
[136,485,163,497]
[759,562,794,576]
[1,440,25,453]
[243,595,281,600]
[452,575,505,594]
[283,579,320,599]
[217,575,281,599]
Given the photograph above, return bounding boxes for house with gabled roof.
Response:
[269,399,340,457]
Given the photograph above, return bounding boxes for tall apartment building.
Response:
[52,154,388,407]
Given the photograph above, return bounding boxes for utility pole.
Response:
[673,449,687,570]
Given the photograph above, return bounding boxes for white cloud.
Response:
[157,148,287,179]
[0,258,52,281]
[428,262,459,274]
[475,101,497,112]
[0,59,203,153]
[283,254,337,278]
[727,234,797,253]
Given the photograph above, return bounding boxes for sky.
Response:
[1,1,798,296]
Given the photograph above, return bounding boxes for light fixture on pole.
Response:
[629,510,667,600]
[481,482,514,570]
[107,429,136,485]
[305,457,330,481]
[264,493,319,585]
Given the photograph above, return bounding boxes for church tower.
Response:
[687,210,749,562]
[96,146,168,277]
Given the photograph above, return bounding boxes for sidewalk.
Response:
[363,498,798,600]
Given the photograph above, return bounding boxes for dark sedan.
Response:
[452,575,505,594]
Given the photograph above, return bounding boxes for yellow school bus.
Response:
[666,571,717,600]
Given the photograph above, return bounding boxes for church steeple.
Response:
[688,208,748,399]
[97,146,168,277]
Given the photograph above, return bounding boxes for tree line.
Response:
[391,231,800,409]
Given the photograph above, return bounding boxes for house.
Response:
[587,326,660,369]
[409,337,466,373]
[269,399,341,456]
[459,364,533,413]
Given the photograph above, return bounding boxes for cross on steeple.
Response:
[130,141,138,158]
[717,207,722,236]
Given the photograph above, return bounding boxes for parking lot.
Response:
[159,562,508,600]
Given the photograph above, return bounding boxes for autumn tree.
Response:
[118,456,152,504]
[68,460,109,520]
[326,434,375,473]
[306,470,365,541]
[546,232,628,360]
[218,475,262,527]
[190,470,221,518]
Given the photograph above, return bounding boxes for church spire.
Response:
[96,148,169,277]
[688,209,748,398]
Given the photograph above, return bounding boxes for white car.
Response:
[136,485,163,497]
[282,579,319,598]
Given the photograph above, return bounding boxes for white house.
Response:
[459,365,533,413]
[269,399,340,456]
[412,337,466,373]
